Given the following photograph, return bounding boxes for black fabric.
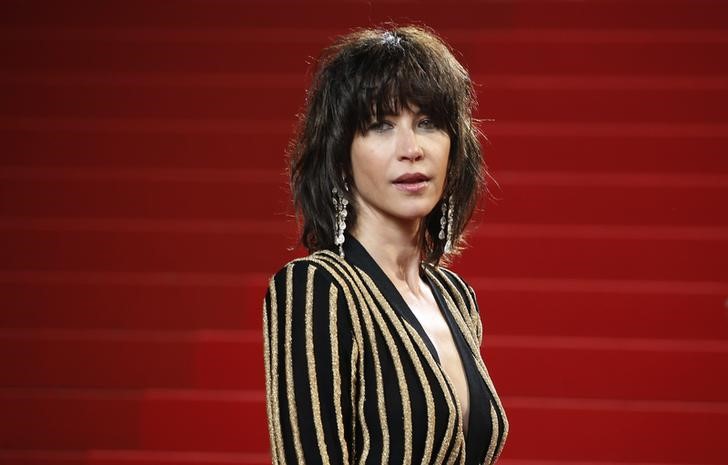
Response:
[263,231,508,465]
[341,232,497,465]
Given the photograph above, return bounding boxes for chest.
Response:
[402,290,471,432]
[406,296,458,362]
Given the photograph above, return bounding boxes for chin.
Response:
[391,203,438,222]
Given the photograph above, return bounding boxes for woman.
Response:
[263,25,508,465]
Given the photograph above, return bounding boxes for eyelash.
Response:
[368,119,437,131]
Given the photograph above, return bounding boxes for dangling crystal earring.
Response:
[439,195,454,253]
[332,182,349,258]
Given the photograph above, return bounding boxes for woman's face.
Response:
[349,103,450,230]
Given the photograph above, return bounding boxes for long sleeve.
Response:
[263,260,357,465]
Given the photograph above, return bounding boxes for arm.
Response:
[263,260,356,465]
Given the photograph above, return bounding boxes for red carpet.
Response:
[1,1,727,464]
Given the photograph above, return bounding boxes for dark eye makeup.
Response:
[366,117,438,132]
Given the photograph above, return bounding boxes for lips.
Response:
[392,173,430,193]
[393,173,430,184]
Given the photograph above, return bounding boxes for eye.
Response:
[418,118,438,129]
[368,120,393,132]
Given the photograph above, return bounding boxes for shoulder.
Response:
[424,263,480,314]
[263,252,359,359]
[266,250,358,299]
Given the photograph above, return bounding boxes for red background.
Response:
[1,1,728,464]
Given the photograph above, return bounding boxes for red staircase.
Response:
[2,1,727,464]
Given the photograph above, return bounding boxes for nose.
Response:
[396,126,424,162]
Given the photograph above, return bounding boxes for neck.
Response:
[349,217,426,297]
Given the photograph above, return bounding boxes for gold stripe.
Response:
[426,270,479,364]
[309,255,370,464]
[263,292,278,465]
[316,256,400,463]
[433,269,473,332]
[484,403,499,465]
[402,321,456,465]
[323,258,390,464]
[267,275,287,465]
[305,266,330,463]
[443,373,465,465]
[465,285,483,345]
[313,251,504,465]
[284,265,306,464]
[440,269,482,349]
[447,431,464,465]
[352,270,414,465]
[425,269,484,382]
[319,250,462,465]
[446,270,480,332]
[491,404,509,464]
[350,340,359,457]
[457,439,466,465]
[328,283,350,464]
[445,278,509,462]
[475,311,483,348]
[428,268,510,462]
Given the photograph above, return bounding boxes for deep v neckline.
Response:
[339,232,492,461]
[340,232,464,366]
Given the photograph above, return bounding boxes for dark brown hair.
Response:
[288,24,488,265]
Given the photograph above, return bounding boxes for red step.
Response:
[0,388,267,452]
[1,389,726,463]
[3,130,728,174]
[0,172,295,222]
[486,181,728,226]
[1,172,726,225]
[3,0,728,29]
[481,287,728,340]
[0,128,292,171]
[0,450,269,465]
[2,80,726,123]
[0,276,267,332]
[5,31,728,77]
[1,226,725,280]
[489,134,728,174]
[0,330,266,391]
[486,336,728,402]
[0,83,305,120]
[3,330,727,402]
[0,228,298,275]
[455,231,728,281]
[482,87,728,123]
[1,0,726,464]
[3,277,727,340]
[504,397,728,464]
[0,453,717,465]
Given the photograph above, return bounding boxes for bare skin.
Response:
[348,103,470,436]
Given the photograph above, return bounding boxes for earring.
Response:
[332,182,349,258]
[439,195,454,253]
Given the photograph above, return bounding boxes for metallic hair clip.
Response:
[381,31,402,47]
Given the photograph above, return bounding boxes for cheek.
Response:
[349,139,366,180]
[351,140,387,184]
[437,138,451,172]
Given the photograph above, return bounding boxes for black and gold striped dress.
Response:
[263,232,508,465]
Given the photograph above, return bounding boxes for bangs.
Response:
[349,39,457,134]
[290,25,483,262]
